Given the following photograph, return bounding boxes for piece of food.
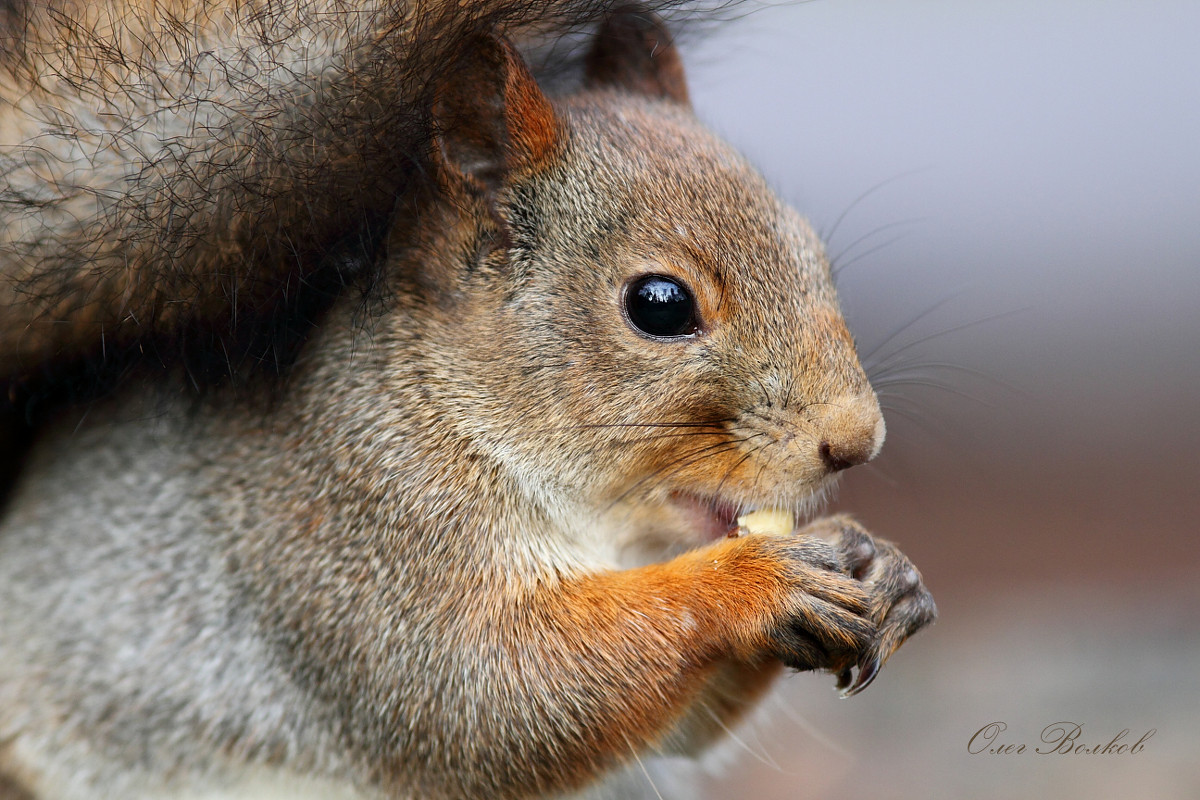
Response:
[736,508,794,537]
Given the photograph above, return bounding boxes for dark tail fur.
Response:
[0,0,733,490]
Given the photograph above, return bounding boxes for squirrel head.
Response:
[415,6,883,552]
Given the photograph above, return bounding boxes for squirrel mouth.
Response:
[669,491,815,541]
[672,491,782,542]
[669,492,760,541]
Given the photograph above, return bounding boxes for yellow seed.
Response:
[736,508,794,537]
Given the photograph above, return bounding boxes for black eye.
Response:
[623,275,698,339]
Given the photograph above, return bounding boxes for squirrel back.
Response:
[0,3,936,799]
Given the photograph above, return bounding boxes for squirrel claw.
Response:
[838,653,881,698]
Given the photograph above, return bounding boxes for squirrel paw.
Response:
[820,515,937,696]
[751,515,937,696]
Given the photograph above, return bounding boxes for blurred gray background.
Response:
[676,1,1200,797]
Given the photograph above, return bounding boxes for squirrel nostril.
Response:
[819,440,871,473]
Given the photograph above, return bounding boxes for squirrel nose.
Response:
[815,400,885,473]
[819,439,874,472]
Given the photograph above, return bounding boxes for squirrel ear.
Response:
[584,4,690,106]
[432,36,559,194]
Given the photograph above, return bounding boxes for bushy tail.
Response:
[0,0,722,387]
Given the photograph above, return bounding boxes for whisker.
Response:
[859,289,972,367]
[530,419,734,434]
[854,459,903,490]
[870,361,1026,399]
[769,692,852,760]
[600,430,728,447]
[877,395,925,417]
[711,442,763,506]
[877,399,953,441]
[506,418,731,446]
[753,374,771,408]
[626,739,666,800]
[830,217,925,278]
[603,440,745,513]
[749,444,771,509]
[866,306,1031,376]
[702,702,786,772]
[831,231,916,278]
[871,360,993,382]
[820,167,932,245]
[606,429,772,516]
[875,378,998,408]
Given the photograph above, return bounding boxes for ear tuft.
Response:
[433,36,559,195]
[584,4,690,106]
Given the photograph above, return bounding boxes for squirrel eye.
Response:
[623,275,698,339]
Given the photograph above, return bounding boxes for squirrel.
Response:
[0,2,937,798]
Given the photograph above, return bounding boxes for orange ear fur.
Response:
[432,35,560,194]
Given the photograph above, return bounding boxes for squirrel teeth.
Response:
[735,508,795,537]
